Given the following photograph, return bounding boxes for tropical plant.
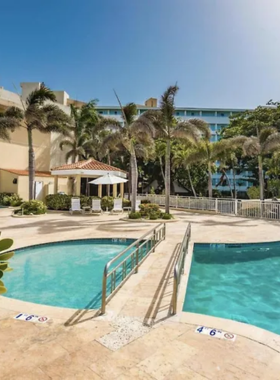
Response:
[0,234,14,294]
[174,139,233,198]
[228,128,280,200]
[247,186,260,199]
[99,93,155,212]
[18,200,47,215]
[173,145,198,197]
[144,85,210,212]
[59,101,101,163]
[0,83,72,200]
[128,211,142,219]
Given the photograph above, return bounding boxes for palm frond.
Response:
[122,103,137,125]
[59,140,74,150]
[262,132,280,154]
[182,143,208,165]
[65,149,76,163]
[173,121,200,144]
[259,127,277,145]
[0,116,21,132]
[96,117,122,130]
[243,137,260,156]
[4,107,24,120]
[160,84,179,123]
[189,119,211,141]
[0,128,11,141]
[26,83,56,106]
[130,114,156,138]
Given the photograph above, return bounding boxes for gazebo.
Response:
[51,159,127,198]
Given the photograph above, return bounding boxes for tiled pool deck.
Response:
[1,208,280,379]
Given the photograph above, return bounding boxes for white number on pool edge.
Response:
[195,326,236,342]
[14,313,49,323]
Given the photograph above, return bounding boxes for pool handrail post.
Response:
[100,223,165,315]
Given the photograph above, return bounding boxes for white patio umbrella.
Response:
[88,173,128,185]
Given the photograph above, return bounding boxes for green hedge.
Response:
[15,200,47,215]
[0,193,23,207]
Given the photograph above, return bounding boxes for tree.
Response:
[100,94,155,212]
[0,83,72,200]
[145,85,210,212]
[229,128,280,200]
[173,145,197,197]
[181,139,235,198]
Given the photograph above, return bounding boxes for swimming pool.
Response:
[183,242,280,335]
[3,239,138,309]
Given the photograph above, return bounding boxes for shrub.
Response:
[150,186,155,195]
[141,199,151,204]
[46,194,71,210]
[149,211,159,220]
[247,186,260,199]
[0,193,13,205]
[0,193,23,207]
[162,213,173,220]
[139,203,160,217]
[101,196,114,211]
[20,200,47,215]
[129,211,142,219]
[122,198,131,208]
[0,233,14,294]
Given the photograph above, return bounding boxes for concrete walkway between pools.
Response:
[2,208,280,379]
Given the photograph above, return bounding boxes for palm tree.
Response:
[229,128,280,200]
[60,101,101,163]
[100,93,155,212]
[173,145,197,197]
[145,85,210,212]
[182,139,234,198]
[0,83,72,199]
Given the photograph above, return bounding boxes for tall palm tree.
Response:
[173,145,197,197]
[0,83,72,200]
[229,127,280,200]
[145,85,210,212]
[60,101,101,163]
[100,94,155,212]
[182,139,233,198]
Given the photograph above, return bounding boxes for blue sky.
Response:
[1,0,280,108]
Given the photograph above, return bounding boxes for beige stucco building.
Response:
[0,82,128,200]
[0,83,74,199]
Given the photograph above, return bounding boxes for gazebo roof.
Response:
[51,159,127,178]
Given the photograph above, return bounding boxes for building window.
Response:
[217,111,230,117]
[186,110,200,116]
[99,111,103,114]
[201,111,216,117]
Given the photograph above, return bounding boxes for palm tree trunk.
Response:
[187,165,196,197]
[165,139,171,213]
[208,162,212,198]
[28,128,35,200]
[233,167,237,199]
[130,152,138,213]
[258,155,264,200]
[223,169,233,198]
[159,156,165,182]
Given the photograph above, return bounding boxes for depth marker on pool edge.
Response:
[14,313,50,323]
[195,326,237,342]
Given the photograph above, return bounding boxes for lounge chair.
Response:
[70,198,83,215]
[91,199,103,214]
[111,198,123,213]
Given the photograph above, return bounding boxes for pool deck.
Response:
[1,208,280,379]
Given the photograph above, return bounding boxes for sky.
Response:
[1,0,280,109]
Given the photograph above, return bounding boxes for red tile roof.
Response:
[1,169,52,177]
[52,159,126,173]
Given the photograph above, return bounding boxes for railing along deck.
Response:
[126,194,280,221]
[172,223,191,315]
[101,223,166,314]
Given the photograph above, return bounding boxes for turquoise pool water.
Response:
[3,239,139,309]
[183,242,280,335]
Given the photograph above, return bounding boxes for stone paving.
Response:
[1,208,280,379]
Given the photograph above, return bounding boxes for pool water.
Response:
[3,239,139,309]
[183,242,280,335]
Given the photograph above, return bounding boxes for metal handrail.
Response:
[172,223,191,315]
[101,223,166,314]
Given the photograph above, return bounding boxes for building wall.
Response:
[0,170,18,194]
